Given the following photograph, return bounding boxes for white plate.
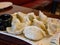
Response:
[0,31,59,45]
[0,31,36,45]
[0,18,60,45]
[0,31,48,45]
[0,2,13,9]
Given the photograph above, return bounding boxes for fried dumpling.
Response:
[23,26,46,40]
[39,11,48,24]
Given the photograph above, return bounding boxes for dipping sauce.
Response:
[0,14,12,31]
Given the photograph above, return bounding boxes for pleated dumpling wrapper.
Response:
[23,26,46,40]
[57,20,60,32]
[17,12,31,26]
[23,16,32,26]
[39,11,48,24]
[47,18,60,35]
[36,16,41,21]
[16,12,26,23]
[33,19,46,30]
[26,12,36,22]
[7,17,27,34]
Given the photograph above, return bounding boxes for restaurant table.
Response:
[0,5,60,45]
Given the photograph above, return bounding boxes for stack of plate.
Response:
[0,2,13,9]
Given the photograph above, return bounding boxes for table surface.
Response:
[0,5,60,45]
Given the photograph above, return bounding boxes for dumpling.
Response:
[24,16,31,26]
[39,11,48,24]
[7,23,26,34]
[26,12,36,22]
[47,22,57,35]
[11,13,18,19]
[57,21,60,32]
[36,16,41,21]
[11,12,27,23]
[14,12,31,25]
[47,18,59,35]
[17,12,32,25]
[23,26,46,40]
[7,18,26,34]
[48,18,60,32]
[33,19,47,35]
[47,18,59,24]
[16,12,26,22]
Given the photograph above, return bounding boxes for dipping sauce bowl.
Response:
[0,14,12,31]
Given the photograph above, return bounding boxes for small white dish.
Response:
[0,2,13,9]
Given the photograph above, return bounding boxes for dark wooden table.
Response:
[0,5,60,45]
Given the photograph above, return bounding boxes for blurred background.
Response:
[0,0,60,15]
